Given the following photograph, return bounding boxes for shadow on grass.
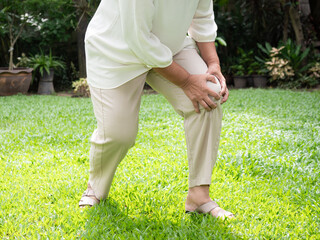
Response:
[81,198,241,239]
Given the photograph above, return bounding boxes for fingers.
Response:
[211,73,229,104]
[185,73,223,113]
[219,75,227,91]
[206,74,218,84]
[207,88,221,100]
[221,88,229,104]
[193,98,217,113]
[192,101,200,113]
[203,97,217,110]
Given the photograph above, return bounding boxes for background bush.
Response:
[0,0,319,89]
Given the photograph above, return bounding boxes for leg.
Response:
[79,73,147,207]
[146,49,233,219]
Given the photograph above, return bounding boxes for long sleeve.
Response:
[188,0,218,42]
[118,0,173,68]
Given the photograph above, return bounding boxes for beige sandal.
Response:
[79,189,100,208]
[186,201,235,220]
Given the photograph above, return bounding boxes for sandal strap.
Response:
[82,189,96,197]
[195,201,219,214]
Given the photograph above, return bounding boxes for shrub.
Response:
[265,46,295,82]
[72,78,90,97]
[257,40,318,88]
[308,62,320,79]
[29,50,65,76]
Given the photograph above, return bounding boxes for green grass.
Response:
[0,89,319,239]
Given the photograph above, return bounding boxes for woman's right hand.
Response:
[181,73,220,113]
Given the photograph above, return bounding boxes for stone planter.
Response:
[38,68,55,95]
[0,68,33,96]
[233,76,247,88]
[253,75,268,88]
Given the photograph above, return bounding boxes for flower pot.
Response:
[233,76,247,88]
[224,75,233,86]
[0,68,33,96]
[253,75,267,88]
[38,68,55,95]
[247,76,254,87]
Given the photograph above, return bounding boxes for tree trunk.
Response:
[309,0,320,40]
[289,2,305,48]
[76,11,88,78]
[9,45,14,70]
[283,3,289,42]
[8,23,14,70]
[299,0,311,16]
[74,0,89,78]
[8,20,25,70]
[0,38,9,67]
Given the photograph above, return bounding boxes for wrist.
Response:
[180,73,192,90]
[208,62,221,70]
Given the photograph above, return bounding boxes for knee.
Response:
[94,124,138,149]
[110,127,137,148]
[206,79,222,103]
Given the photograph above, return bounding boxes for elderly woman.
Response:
[79,0,234,219]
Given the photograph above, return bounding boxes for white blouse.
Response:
[85,0,218,89]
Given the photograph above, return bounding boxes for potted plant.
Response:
[230,48,257,88]
[231,64,247,88]
[252,73,268,88]
[0,5,33,96]
[248,61,268,88]
[30,50,65,95]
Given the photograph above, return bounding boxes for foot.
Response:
[79,183,100,208]
[185,185,234,220]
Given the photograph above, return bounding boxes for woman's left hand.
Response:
[206,63,229,104]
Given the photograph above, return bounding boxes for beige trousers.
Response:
[88,49,223,200]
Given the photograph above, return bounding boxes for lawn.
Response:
[0,89,319,239]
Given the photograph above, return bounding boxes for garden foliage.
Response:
[257,40,319,88]
[0,0,77,87]
[1,0,319,89]
[72,78,90,97]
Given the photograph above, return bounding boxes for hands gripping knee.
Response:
[180,74,222,114]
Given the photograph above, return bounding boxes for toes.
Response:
[211,208,235,220]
